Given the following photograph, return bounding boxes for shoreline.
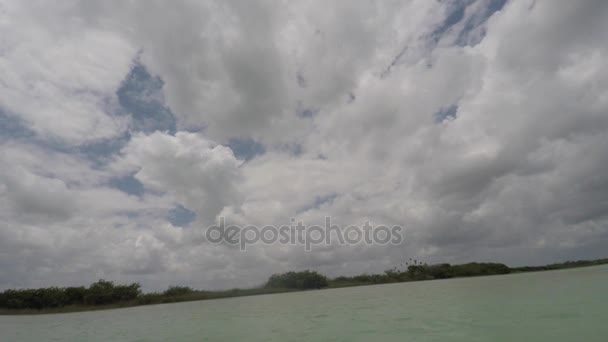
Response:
[2,259,607,316]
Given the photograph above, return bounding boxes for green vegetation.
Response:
[0,281,299,315]
[329,262,511,288]
[0,280,140,310]
[1,258,607,314]
[510,258,608,272]
[265,271,329,289]
[162,286,194,297]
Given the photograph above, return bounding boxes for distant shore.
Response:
[2,258,607,315]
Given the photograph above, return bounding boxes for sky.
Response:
[1,0,608,291]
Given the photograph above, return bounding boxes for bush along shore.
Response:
[1,258,607,314]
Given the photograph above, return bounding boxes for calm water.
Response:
[1,265,607,341]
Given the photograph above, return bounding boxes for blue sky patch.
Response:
[434,104,459,123]
[298,193,338,214]
[117,61,177,135]
[227,138,266,161]
[108,173,145,197]
[0,109,35,141]
[297,108,316,118]
[431,0,508,47]
[313,194,337,208]
[79,132,131,167]
[167,204,197,227]
[455,0,507,46]
[432,0,469,43]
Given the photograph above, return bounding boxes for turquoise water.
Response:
[1,265,607,341]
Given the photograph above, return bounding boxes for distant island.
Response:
[1,258,607,315]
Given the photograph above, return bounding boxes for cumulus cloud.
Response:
[1,0,608,290]
[112,131,242,223]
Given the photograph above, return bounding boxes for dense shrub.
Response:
[64,286,86,304]
[0,280,140,310]
[265,271,329,289]
[328,262,513,286]
[163,286,194,297]
[407,262,510,280]
[83,280,141,305]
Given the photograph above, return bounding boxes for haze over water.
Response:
[1,265,606,341]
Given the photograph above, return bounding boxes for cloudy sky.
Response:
[1,0,608,291]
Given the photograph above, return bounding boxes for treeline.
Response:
[0,280,141,310]
[0,271,331,311]
[510,258,608,273]
[0,277,314,312]
[2,258,607,313]
[331,262,511,287]
[261,263,511,290]
[265,270,329,289]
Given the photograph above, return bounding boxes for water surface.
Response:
[1,265,607,341]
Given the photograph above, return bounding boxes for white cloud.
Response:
[1,0,608,290]
[113,131,242,223]
[0,1,135,144]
